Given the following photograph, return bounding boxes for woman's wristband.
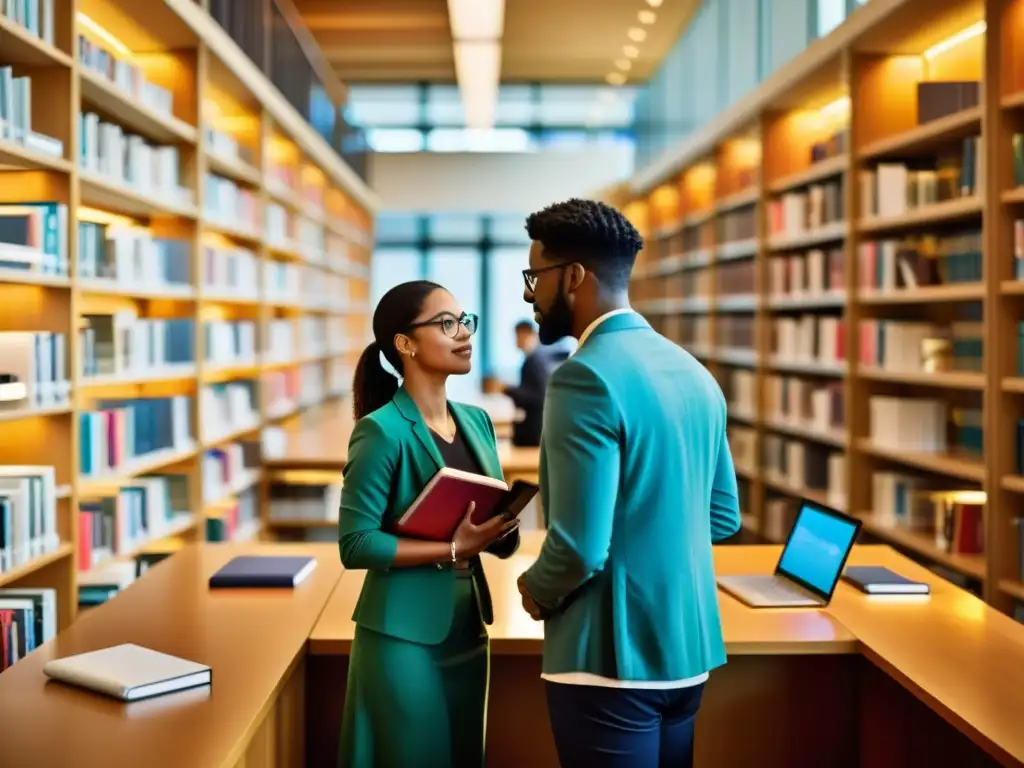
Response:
[450,541,458,563]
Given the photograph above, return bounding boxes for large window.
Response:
[634,0,862,171]
[346,83,637,154]
[427,248,484,400]
[368,213,540,397]
[488,247,533,384]
[370,248,422,307]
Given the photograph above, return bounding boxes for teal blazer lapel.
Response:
[450,402,501,480]
[392,388,444,472]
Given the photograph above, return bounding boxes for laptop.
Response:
[717,499,862,608]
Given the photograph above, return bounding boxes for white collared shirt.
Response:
[575,307,634,352]
[542,305,709,690]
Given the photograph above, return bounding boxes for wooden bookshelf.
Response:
[625,0,1024,618]
[0,0,376,633]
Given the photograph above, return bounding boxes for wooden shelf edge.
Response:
[0,543,74,587]
[78,68,198,145]
[857,440,985,482]
[857,197,982,234]
[858,107,982,160]
[858,368,985,389]
[768,155,847,194]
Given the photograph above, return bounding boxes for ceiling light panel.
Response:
[627,27,647,42]
[447,0,505,39]
[454,41,501,128]
[638,10,656,24]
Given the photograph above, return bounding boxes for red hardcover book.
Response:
[393,468,535,542]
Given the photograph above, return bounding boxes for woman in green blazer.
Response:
[337,280,521,767]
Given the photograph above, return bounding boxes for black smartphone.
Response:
[489,480,539,522]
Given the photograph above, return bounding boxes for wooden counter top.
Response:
[0,543,343,768]
[308,531,856,656]
[309,533,1024,766]
[498,445,541,475]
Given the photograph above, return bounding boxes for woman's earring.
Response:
[410,350,416,358]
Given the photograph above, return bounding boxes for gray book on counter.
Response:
[43,643,212,701]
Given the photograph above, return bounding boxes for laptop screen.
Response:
[777,502,859,599]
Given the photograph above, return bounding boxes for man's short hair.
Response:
[525,198,644,292]
[514,320,537,335]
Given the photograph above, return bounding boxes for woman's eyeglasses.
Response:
[407,312,479,338]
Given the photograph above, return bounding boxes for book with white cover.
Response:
[43,643,211,701]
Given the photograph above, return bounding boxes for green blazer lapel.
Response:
[392,388,444,472]
[450,403,502,479]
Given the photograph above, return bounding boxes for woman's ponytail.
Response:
[352,340,399,420]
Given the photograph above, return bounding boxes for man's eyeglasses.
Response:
[522,263,571,292]
[406,312,479,339]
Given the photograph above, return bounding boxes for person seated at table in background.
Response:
[502,319,568,447]
[516,198,742,768]
[336,279,521,768]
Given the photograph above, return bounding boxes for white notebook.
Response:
[42,644,212,701]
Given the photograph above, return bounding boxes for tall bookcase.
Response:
[0,0,375,631]
[625,0,1024,619]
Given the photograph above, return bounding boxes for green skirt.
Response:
[338,569,489,768]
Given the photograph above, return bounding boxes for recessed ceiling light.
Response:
[627,27,647,42]
[623,44,639,58]
[606,71,627,85]
[646,0,663,6]
[615,59,632,70]
[638,10,656,24]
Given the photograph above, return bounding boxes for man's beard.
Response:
[537,290,573,345]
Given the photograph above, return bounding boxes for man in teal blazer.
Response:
[517,199,741,768]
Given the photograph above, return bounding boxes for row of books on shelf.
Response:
[0,202,67,276]
[77,312,353,378]
[205,127,256,169]
[0,66,63,159]
[771,315,845,369]
[762,436,846,507]
[0,465,60,573]
[859,137,981,220]
[0,585,56,672]
[77,369,351,477]
[860,230,982,292]
[860,318,983,374]
[77,32,175,118]
[767,177,844,240]
[868,398,982,456]
[0,330,69,409]
[267,480,341,523]
[79,112,190,207]
[769,248,844,299]
[872,473,985,557]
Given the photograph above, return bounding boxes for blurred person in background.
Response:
[502,320,567,447]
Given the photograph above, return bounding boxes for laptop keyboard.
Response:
[733,577,816,605]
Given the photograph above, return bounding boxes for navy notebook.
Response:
[842,566,929,595]
[209,556,317,589]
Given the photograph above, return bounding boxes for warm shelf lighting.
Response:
[447,0,505,39]
[448,0,504,130]
[615,59,632,71]
[819,95,850,118]
[454,41,501,129]
[923,20,985,61]
[627,27,647,42]
[77,13,132,58]
[623,44,640,58]
[606,71,627,86]
[638,10,656,24]
[646,0,663,6]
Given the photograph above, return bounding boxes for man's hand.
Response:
[517,573,544,621]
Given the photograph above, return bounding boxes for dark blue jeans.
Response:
[545,681,705,768]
